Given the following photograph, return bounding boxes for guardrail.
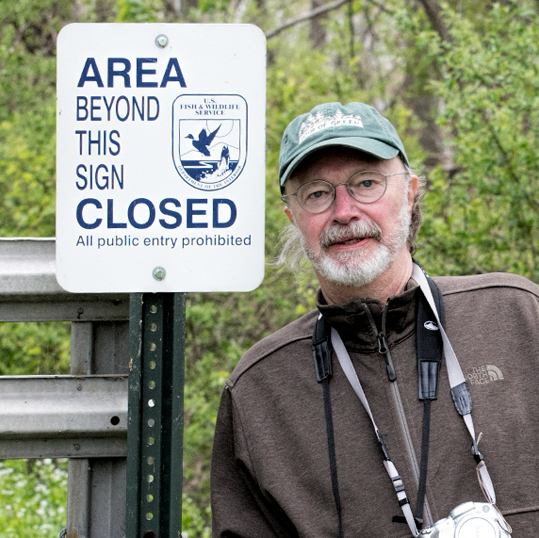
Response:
[0,238,130,538]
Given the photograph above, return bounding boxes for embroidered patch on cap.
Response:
[298,109,363,143]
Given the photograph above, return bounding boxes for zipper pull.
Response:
[378,333,396,382]
[361,302,397,382]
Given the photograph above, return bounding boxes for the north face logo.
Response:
[467,365,505,385]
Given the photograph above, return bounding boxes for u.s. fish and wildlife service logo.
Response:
[172,94,247,191]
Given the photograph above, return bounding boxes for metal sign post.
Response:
[56,23,266,537]
[126,293,185,538]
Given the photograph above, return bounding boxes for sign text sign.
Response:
[56,24,266,292]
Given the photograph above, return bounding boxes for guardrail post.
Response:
[66,320,129,538]
[126,292,185,538]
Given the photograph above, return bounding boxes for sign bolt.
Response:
[155,34,169,48]
[153,267,166,281]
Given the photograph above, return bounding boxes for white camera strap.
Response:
[411,264,496,505]
[331,326,421,536]
[329,264,497,537]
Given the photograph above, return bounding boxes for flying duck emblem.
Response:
[186,125,221,156]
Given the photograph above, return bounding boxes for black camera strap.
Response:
[414,274,444,526]
[312,314,344,538]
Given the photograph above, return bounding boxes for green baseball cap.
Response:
[279,102,409,187]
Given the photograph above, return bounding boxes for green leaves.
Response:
[0,0,65,237]
[415,0,539,279]
[0,322,70,376]
[0,112,56,236]
[0,459,68,538]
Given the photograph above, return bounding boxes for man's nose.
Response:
[331,184,361,223]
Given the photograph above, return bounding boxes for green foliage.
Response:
[414,0,539,280]
[116,0,161,22]
[0,322,71,375]
[0,459,68,538]
[182,491,211,538]
[0,109,57,236]
[0,0,69,237]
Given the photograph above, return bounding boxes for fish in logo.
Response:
[172,95,247,191]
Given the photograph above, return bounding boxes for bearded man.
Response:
[210,102,539,537]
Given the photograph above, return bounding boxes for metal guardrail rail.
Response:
[0,375,127,459]
[0,237,129,322]
[0,238,130,538]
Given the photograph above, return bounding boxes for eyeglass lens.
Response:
[296,171,387,213]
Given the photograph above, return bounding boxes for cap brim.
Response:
[280,137,401,186]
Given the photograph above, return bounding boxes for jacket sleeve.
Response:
[210,386,298,538]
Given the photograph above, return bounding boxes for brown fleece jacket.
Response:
[211,273,539,537]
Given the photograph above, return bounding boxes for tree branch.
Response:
[265,0,350,39]
[265,0,395,39]
[414,0,451,42]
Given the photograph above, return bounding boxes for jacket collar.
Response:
[315,278,419,351]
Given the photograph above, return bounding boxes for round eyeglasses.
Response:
[281,170,408,214]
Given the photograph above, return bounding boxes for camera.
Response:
[419,502,512,538]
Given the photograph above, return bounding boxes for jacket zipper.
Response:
[377,331,396,382]
[361,303,396,382]
[361,302,434,527]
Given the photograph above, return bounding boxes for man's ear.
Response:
[408,175,418,209]
[284,205,296,225]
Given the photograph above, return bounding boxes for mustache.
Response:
[319,221,382,250]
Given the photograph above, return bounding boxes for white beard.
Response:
[301,193,411,288]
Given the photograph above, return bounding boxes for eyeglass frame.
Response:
[281,169,410,214]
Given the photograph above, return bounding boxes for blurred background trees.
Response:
[1,0,538,535]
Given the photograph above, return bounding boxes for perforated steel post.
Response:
[126,293,185,538]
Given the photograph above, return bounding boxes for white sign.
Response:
[56,23,266,293]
